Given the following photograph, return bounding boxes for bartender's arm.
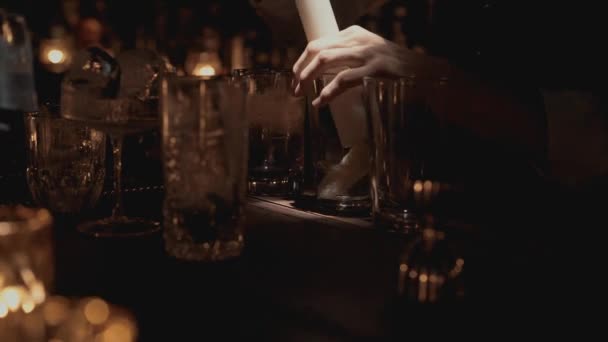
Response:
[252,0,545,163]
[293,25,545,161]
[249,0,386,45]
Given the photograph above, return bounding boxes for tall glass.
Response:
[299,74,371,215]
[24,111,106,214]
[0,10,37,112]
[365,76,444,233]
[1,11,37,202]
[243,70,305,196]
[161,76,248,261]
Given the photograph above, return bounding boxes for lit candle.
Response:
[186,51,221,77]
[39,38,72,73]
[193,64,216,77]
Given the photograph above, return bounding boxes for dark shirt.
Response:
[426,0,605,92]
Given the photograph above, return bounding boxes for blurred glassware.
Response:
[238,69,305,196]
[161,75,247,261]
[0,206,53,341]
[1,10,38,192]
[25,108,106,214]
[397,227,465,304]
[0,9,38,112]
[61,48,173,237]
[298,73,371,215]
[365,75,448,233]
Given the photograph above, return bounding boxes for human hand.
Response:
[293,25,424,107]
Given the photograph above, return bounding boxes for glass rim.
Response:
[0,206,53,237]
[163,74,229,82]
[24,103,61,119]
[363,74,449,83]
[232,68,294,76]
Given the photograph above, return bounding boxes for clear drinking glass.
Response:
[243,70,305,196]
[0,206,53,328]
[24,111,106,214]
[0,10,37,112]
[299,74,371,215]
[1,10,37,199]
[365,76,445,233]
[61,48,168,237]
[161,76,248,261]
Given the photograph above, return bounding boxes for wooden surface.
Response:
[3,171,601,339]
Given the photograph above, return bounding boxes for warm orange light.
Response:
[22,299,35,313]
[47,49,66,64]
[30,281,46,304]
[43,297,71,326]
[193,65,216,77]
[419,274,428,283]
[1,286,24,312]
[100,319,136,342]
[84,298,110,325]
[423,180,433,193]
[0,302,8,318]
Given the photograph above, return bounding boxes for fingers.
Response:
[299,47,364,83]
[292,28,357,79]
[312,66,372,107]
[293,38,335,78]
[293,47,364,97]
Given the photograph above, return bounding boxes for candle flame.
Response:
[193,65,216,77]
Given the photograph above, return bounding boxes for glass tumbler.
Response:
[299,74,372,215]
[365,76,446,233]
[25,111,106,214]
[243,70,305,196]
[161,76,248,261]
